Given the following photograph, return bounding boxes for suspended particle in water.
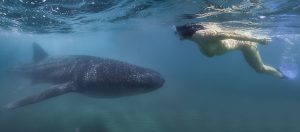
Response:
[259,16,266,19]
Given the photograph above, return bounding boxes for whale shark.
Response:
[4,43,164,109]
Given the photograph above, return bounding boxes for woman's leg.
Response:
[240,43,284,78]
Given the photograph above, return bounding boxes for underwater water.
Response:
[1,0,300,131]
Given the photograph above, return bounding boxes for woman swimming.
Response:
[175,23,285,79]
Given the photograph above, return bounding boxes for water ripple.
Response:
[0,0,299,33]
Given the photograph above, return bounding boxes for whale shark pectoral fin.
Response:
[3,82,75,110]
[33,42,48,62]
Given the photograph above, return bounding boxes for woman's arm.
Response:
[194,30,271,44]
[216,31,271,44]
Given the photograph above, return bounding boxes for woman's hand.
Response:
[258,37,272,45]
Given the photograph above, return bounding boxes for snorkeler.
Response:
[175,23,285,79]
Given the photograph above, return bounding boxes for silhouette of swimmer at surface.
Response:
[175,23,285,79]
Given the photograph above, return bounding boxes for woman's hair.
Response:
[176,23,205,38]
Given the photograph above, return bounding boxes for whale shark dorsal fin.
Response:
[3,82,75,109]
[33,42,48,62]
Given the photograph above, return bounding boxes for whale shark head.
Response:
[132,69,165,91]
[78,65,165,98]
[74,64,165,98]
[175,23,205,39]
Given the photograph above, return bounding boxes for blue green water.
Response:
[1,0,300,132]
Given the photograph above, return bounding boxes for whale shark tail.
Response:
[3,82,75,109]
